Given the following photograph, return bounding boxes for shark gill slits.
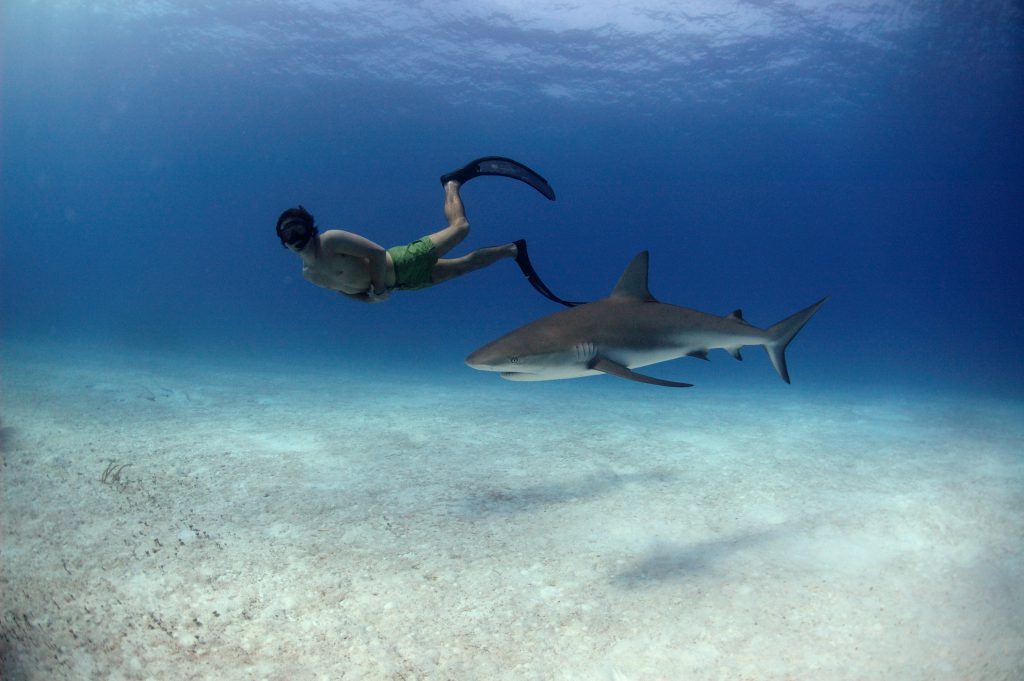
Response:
[575,342,596,362]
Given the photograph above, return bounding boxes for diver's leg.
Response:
[426,181,470,257]
[431,243,517,285]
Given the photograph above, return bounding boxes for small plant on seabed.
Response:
[100,461,132,487]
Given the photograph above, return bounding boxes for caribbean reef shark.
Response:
[466,251,827,388]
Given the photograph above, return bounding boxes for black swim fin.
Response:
[440,156,556,201]
[513,239,585,307]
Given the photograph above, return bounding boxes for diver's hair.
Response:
[275,205,317,247]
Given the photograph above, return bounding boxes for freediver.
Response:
[275,157,582,306]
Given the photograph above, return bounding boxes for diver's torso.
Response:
[302,251,373,294]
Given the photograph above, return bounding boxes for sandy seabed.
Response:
[1,342,1022,681]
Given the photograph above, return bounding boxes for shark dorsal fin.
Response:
[611,251,656,301]
[726,309,754,327]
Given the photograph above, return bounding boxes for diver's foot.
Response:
[512,238,528,264]
[440,162,475,187]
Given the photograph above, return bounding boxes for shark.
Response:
[466,251,827,388]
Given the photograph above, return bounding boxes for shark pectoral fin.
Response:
[590,358,693,388]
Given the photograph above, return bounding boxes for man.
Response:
[276,156,581,306]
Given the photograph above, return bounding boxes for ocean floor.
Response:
[2,341,1022,681]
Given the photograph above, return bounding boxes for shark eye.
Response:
[509,356,520,364]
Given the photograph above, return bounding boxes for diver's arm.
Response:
[320,230,389,294]
[337,290,385,304]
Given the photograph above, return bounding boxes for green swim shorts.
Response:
[387,237,439,290]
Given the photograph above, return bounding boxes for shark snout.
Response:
[465,347,502,371]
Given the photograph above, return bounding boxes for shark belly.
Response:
[609,345,691,370]
[500,367,601,381]
[602,327,766,371]
[503,343,689,381]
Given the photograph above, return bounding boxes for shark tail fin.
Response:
[763,297,828,383]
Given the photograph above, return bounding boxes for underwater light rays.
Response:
[18,0,985,110]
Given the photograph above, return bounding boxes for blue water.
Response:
[2,5,1023,678]
[2,1,1021,398]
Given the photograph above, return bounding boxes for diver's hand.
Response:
[366,287,390,303]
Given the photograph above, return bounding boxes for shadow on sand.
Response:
[611,528,786,588]
[0,419,15,453]
[459,469,678,516]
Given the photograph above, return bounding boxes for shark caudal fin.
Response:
[763,297,828,383]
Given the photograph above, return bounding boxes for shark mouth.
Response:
[500,371,545,381]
